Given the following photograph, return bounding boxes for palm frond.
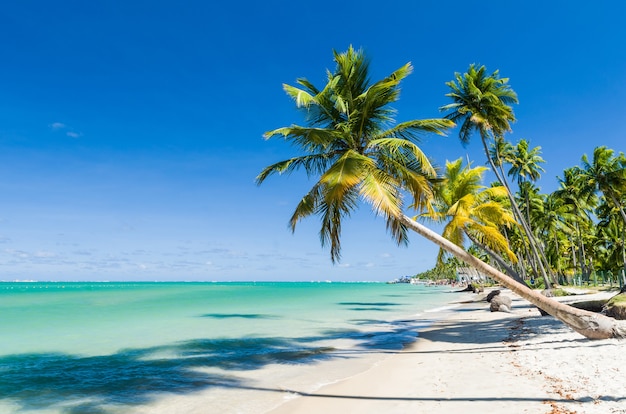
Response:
[255,152,338,184]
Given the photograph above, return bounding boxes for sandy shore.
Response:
[268,289,626,414]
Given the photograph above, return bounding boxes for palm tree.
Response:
[256,46,453,262]
[554,167,598,279]
[580,146,626,226]
[258,47,626,339]
[508,139,545,229]
[595,198,626,281]
[423,158,523,283]
[441,65,553,288]
[489,136,514,184]
[534,192,576,281]
[508,139,545,186]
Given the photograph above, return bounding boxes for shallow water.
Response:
[0,282,457,413]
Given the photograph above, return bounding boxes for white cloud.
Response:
[49,122,82,138]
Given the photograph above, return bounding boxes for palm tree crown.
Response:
[579,146,626,225]
[440,64,518,144]
[507,139,545,186]
[425,158,517,265]
[256,46,453,262]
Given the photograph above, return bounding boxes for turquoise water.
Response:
[0,282,456,413]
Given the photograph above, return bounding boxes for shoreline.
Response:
[267,289,625,414]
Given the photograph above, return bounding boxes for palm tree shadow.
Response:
[0,337,335,413]
[2,312,573,413]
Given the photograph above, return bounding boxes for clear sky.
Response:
[1,1,625,281]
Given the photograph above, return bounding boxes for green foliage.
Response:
[257,46,453,263]
[550,288,574,297]
[413,265,456,281]
[423,158,517,266]
[260,47,626,286]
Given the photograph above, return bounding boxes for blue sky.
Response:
[1,1,625,281]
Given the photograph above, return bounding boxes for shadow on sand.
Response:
[5,304,614,413]
[0,312,432,413]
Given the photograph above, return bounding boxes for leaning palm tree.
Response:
[256,46,452,263]
[441,65,553,288]
[258,47,626,339]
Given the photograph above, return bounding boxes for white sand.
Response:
[267,289,626,414]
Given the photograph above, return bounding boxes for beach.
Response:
[267,289,626,414]
[2,283,625,413]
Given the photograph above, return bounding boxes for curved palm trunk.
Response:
[400,214,626,339]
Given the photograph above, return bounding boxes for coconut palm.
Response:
[258,47,626,339]
[595,198,626,278]
[441,65,553,287]
[489,136,514,183]
[256,46,453,262]
[556,167,599,279]
[508,139,545,229]
[534,192,576,280]
[423,158,522,283]
[508,139,545,186]
[579,146,626,226]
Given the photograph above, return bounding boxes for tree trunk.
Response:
[400,214,626,339]
[553,232,562,282]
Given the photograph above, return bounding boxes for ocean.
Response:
[0,281,458,413]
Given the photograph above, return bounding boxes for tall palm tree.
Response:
[258,47,626,339]
[441,65,553,287]
[508,139,545,230]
